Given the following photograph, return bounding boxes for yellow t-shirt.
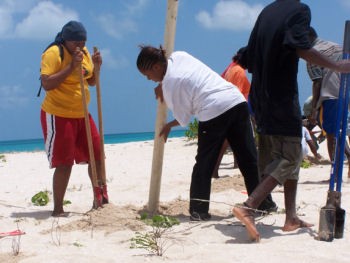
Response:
[41,45,94,118]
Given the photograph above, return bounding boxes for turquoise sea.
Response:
[0,130,186,154]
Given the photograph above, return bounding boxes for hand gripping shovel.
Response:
[318,21,350,241]
[93,46,109,204]
[78,47,103,208]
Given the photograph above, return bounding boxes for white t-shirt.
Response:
[162,51,245,126]
[301,126,312,158]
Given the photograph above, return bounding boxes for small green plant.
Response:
[72,241,83,247]
[63,200,72,206]
[31,191,49,206]
[185,118,198,141]
[0,154,6,162]
[301,159,311,169]
[130,213,180,256]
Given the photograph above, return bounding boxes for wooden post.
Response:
[148,0,178,213]
[77,47,101,208]
[93,46,107,186]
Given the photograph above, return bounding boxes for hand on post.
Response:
[92,47,102,71]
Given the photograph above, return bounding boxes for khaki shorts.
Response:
[258,135,302,184]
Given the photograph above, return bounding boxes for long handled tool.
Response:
[93,46,108,204]
[78,47,102,208]
[318,20,350,242]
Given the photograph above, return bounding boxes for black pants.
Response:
[189,102,261,213]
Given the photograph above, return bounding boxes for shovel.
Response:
[93,46,109,204]
[78,47,103,208]
[318,20,350,241]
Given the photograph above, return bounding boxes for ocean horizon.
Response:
[0,129,186,154]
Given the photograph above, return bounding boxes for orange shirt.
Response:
[222,62,250,100]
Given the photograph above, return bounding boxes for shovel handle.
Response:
[93,46,107,185]
[77,47,98,189]
[343,21,350,53]
[330,21,350,192]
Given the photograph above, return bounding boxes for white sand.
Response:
[1,137,350,263]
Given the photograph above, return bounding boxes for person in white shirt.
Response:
[136,45,276,221]
[301,126,321,159]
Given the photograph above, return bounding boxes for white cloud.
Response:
[0,8,13,36]
[96,0,149,39]
[125,0,149,15]
[100,48,129,69]
[0,0,38,13]
[96,14,137,39]
[15,1,79,40]
[196,0,263,31]
[0,85,28,109]
[0,1,79,40]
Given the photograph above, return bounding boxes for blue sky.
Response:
[1,0,350,141]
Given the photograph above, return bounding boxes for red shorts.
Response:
[41,110,101,168]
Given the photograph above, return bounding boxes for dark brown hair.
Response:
[136,45,167,71]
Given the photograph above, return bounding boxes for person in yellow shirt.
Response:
[40,21,105,216]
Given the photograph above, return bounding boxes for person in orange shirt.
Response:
[221,48,250,100]
[212,49,251,175]
[212,49,276,214]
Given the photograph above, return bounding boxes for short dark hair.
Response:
[309,26,318,40]
[136,45,167,71]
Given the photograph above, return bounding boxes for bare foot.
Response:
[282,218,314,232]
[232,206,260,242]
[52,209,69,217]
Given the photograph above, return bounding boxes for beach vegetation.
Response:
[31,190,49,206]
[130,213,180,256]
[301,159,311,168]
[63,200,72,206]
[0,154,6,162]
[72,241,83,247]
[185,118,198,141]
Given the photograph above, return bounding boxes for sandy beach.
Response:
[1,137,350,263]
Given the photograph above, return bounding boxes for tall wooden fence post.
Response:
[148,0,179,212]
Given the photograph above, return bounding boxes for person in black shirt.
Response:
[233,0,350,242]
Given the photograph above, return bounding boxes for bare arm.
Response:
[87,49,102,86]
[154,83,164,102]
[309,79,322,125]
[41,64,75,91]
[159,119,179,142]
[306,139,321,159]
[297,48,350,73]
[41,49,83,91]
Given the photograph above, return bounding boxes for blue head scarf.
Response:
[54,21,87,43]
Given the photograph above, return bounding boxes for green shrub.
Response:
[185,118,198,141]
[0,154,6,162]
[130,213,180,256]
[31,191,49,206]
[301,159,311,169]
